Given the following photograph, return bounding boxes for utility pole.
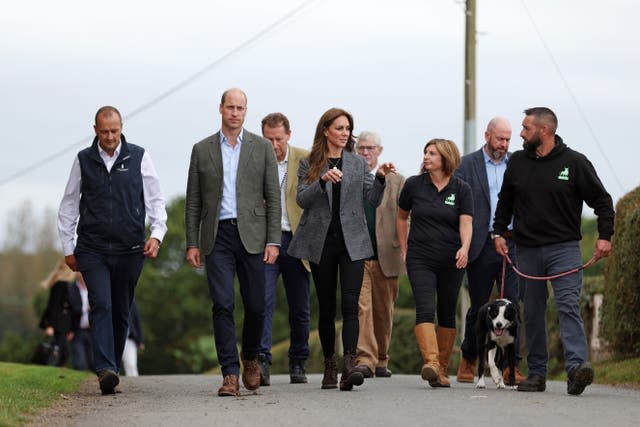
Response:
[460,0,476,343]
[463,0,476,155]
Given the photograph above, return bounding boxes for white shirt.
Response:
[57,141,168,256]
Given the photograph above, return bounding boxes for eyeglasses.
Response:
[357,145,379,152]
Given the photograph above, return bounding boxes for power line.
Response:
[0,0,317,187]
[520,0,624,193]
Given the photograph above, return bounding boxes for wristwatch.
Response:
[490,233,502,240]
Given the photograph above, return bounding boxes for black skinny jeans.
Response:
[406,256,465,328]
[310,231,364,358]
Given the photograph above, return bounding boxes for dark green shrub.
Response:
[602,186,640,356]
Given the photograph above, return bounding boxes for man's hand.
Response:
[264,245,279,264]
[144,238,161,258]
[65,254,78,272]
[186,247,201,268]
[493,236,509,257]
[594,239,612,260]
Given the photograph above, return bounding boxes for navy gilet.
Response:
[75,135,146,254]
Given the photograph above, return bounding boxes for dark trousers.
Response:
[461,237,521,361]
[204,221,266,377]
[262,231,310,363]
[310,231,364,358]
[75,250,144,374]
[71,328,94,371]
[406,257,465,327]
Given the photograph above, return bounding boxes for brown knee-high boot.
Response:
[431,326,457,387]
[414,323,440,383]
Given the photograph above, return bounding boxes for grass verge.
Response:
[548,357,640,389]
[0,362,91,426]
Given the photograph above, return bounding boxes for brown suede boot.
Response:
[414,323,440,383]
[321,356,338,389]
[430,326,456,387]
[339,351,365,391]
[456,357,477,383]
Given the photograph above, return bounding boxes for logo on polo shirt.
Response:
[558,167,569,181]
[444,193,456,206]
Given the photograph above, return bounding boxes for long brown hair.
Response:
[305,108,355,183]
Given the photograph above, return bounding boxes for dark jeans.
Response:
[461,236,521,361]
[310,231,364,358]
[518,241,587,377]
[262,231,310,363]
[204,221,266,377]
[406,256,465,327]
[75,250,144,374]
[71,328,94,371]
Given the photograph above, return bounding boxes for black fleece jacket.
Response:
[493,135,614,246]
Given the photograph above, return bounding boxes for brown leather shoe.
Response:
[218,374,240,397]
[242,359,261,391]
[456,357,476,383]
[354,364,374,378]
[503,366,526,386]
[97,369,119,395]
[375,367,392,378]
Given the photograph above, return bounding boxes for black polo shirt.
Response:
[399,173,473,268]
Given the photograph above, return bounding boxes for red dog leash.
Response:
[500,254,598,299]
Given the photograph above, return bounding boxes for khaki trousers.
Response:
[356,260,399,370]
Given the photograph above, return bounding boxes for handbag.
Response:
[31,339,61,366]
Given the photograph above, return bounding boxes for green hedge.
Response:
[601,186,640,356]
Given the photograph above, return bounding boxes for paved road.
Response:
[30,374,640,427]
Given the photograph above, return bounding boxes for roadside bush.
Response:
[602,186,640,356]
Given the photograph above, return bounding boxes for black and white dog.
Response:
[475,298,518,389]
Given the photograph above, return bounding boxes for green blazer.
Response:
[185,129,281,256]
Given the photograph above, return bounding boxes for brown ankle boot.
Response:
[321,356,338,389]
[414,323,439,383]
[339,351,365,391]
[430,326,456,387]
[456,357,477,383]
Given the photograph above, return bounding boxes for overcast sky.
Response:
[1,0,638,248]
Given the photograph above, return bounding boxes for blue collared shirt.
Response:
[219,129,243,220]
[483,149,509,232]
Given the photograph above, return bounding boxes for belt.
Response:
[219,218,237,225]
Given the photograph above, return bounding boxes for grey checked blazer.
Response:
[288,150,385,264]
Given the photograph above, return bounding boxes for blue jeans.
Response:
[461,236,521,361]
[204,222,265,377]
[261,231,310,363]
[75,250,144,374]
[518,241,588,377]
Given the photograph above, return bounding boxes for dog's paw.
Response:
[491,372,502,385]
[496,380,506,389]
[510,385,518,391]
[476,377,486,389]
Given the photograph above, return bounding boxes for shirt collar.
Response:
[220,129,244,146]
[482,146,509,165]
[98,141,121,159]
